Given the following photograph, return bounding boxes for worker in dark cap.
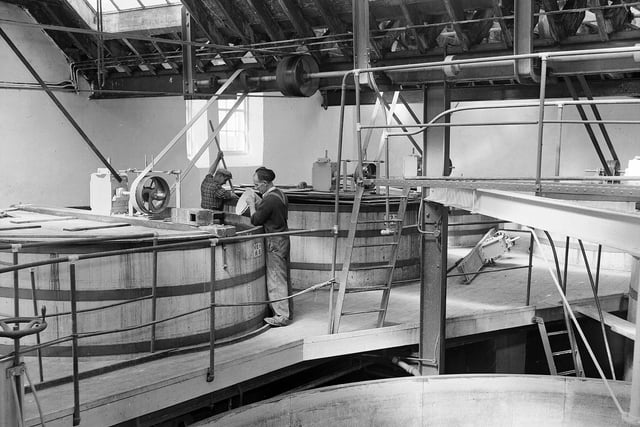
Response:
[201,152,238,211]
[248,166,291,327]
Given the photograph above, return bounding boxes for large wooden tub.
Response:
[0,208,267,357]
[205,375,631,426]
[287,197,421,290]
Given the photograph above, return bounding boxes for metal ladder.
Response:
[533,314,584,377]
[330,184,410,333]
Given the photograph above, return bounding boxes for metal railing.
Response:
[0,226,332,425]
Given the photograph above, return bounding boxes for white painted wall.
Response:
[3,1,640,210]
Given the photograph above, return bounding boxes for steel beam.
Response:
[426,188,640,256]
[419,201,448,375]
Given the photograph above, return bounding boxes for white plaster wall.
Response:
[0,3,188,208]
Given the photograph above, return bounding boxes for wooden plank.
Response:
[575,305,635,341]
[10,216,76,224]
[0,224,42,231]
[62,223,131,232]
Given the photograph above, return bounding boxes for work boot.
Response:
[264,315,290,327]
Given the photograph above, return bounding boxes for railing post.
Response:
[535,55,549,192]
[29,268,44,382]
[525,231,534,306]
[11,244,21,412]
[69,259,81,426]
[207,239,217,382]
[150,235,158,353]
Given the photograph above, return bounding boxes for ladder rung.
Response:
[558,370,576,376]
[346,286,389,293]
[547,330,568,336]
[350,264,394,271]
[341,308,386,316]
[353,242,399,248]
[552,349,573,356]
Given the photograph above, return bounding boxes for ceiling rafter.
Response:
[399,1,428,53]
[588,0,610,41]
[441,0,471,50]
[491,0,513,48]
[206,0,252,44]
[277,0,315,37]
[181,0,226,45]
[312,0,352,57]
[541,0,587,42]
[42,2,96,60]
[244,0,285,41]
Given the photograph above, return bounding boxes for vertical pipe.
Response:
[150,236,158,353]
[595,244,602,295]
[555,104,564,177]
[13,248,19,317]
[562,236,570,294]
[535,56,548,191]
[354,72,364,179]
[12,247,21,409]
[578,239,616,380]
[536,55,547,191]
[207,240,217,382]
[329,73,350,333]
[29,269,43,382]
[69,262,81,426]
[526,232,534,306]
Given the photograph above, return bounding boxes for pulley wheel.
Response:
[276,55,320,97]
[133,173,171,215]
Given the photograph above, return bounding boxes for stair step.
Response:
[350,264,394,271]
[552,349,573,356]
[548,330,568,336]
[346,286,390,294]
[341,308,386,316]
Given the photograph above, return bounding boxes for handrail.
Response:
[0,228,332,275]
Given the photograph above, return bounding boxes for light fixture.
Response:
[240,51,258,64]
[211,54,226,66]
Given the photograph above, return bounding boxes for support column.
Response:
[420,84,450,375]
[624,257,640,381]
[627,256,640,421]
[181,7,195,98]
[419,201,448,375]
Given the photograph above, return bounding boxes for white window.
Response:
[218,98,248,153]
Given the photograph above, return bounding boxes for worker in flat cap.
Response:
[201,151,238,211]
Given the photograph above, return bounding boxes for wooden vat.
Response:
[207,375,631,426]
[0,212,267,357]
[287,199,420,290]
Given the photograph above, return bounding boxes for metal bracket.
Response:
[6,362,25,379]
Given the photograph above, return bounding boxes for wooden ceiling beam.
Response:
[244,0,284,41]
[181,0,226,45]
[441,0,471,50]
[41,3,95,60]
[277,0,315,37]
[312,0,352,57]
[399,1,428,52]
[588,0,610,41]
[491,0,513,48]
[205,0,251,44]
